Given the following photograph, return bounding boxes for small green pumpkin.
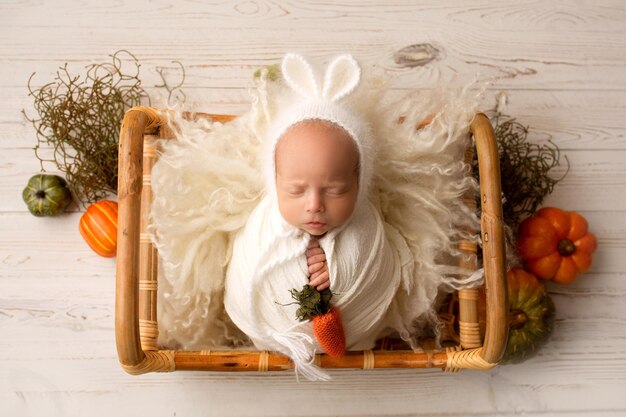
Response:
[22,174,73,217]
[502,267,556,363]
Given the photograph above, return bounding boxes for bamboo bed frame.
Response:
[115,106,508,375]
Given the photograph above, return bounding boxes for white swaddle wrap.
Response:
[225,194,412,380]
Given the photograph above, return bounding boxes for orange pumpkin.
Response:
[79,200,118,257]
[517,207,597,284]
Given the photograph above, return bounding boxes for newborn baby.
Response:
[224,53,412,380]
[276,119,360,291]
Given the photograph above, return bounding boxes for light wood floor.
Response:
[1,1,625,416]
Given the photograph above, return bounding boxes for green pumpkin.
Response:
[22,174,73,217]
[502,268,556,363]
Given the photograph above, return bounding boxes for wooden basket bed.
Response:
[115,106,508,375]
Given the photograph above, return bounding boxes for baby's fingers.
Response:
[308,270,329,288]
[308,261,325,275]
[316,281,330,291]
[306,253,326,266]
[305,247,324,258]
[309,265,328,281]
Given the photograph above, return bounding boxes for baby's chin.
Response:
[308,231,328,237]
[299,223,331,237]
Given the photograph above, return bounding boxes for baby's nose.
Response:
[306,191,324,213]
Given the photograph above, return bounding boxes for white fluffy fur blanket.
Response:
[149,66,484,371]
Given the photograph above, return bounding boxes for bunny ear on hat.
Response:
[322,54,361,102]
[281,53,362,102]
[281,53,321,99]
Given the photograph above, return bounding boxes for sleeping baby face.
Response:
[275,119,359,236]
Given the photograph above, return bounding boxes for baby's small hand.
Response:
[306,239,330,291]
[306,239,324,273]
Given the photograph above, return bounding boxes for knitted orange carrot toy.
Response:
[289,285,346,357]
[313,306,346,357]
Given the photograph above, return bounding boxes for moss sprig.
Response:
[23,50,148,205]
[474,112,569,229]
[155,60,187,104]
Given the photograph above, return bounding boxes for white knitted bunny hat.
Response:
[264,53,374,204]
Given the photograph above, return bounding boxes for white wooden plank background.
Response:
[1,1,625,416]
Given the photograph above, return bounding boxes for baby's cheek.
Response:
[277,197,302,225]
[334,198,357,223]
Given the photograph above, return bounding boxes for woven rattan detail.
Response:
[363,350,375,370]
[127,106,163,132]
[443,346,463,373]
[143,142,158,159]
[139,319,159,351]
[258,351,270,372]
[445,347,497,372]
[139,280,158,291]
[459,321,482,348]
[121,350,175,375]
[458,240,478,253]
[139,233,152,244]
[457,288,481,348]
[459,289,479,301]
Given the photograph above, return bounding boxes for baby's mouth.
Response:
[305,221,326,229]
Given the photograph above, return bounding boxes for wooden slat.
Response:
[115,109,153,368]
[138,136,159,351]
[173,350,450,372]
[471,114,508,364]
[458,146,481,349]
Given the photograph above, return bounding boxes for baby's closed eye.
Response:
[286,187,306,196]
[325,187,349,196]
